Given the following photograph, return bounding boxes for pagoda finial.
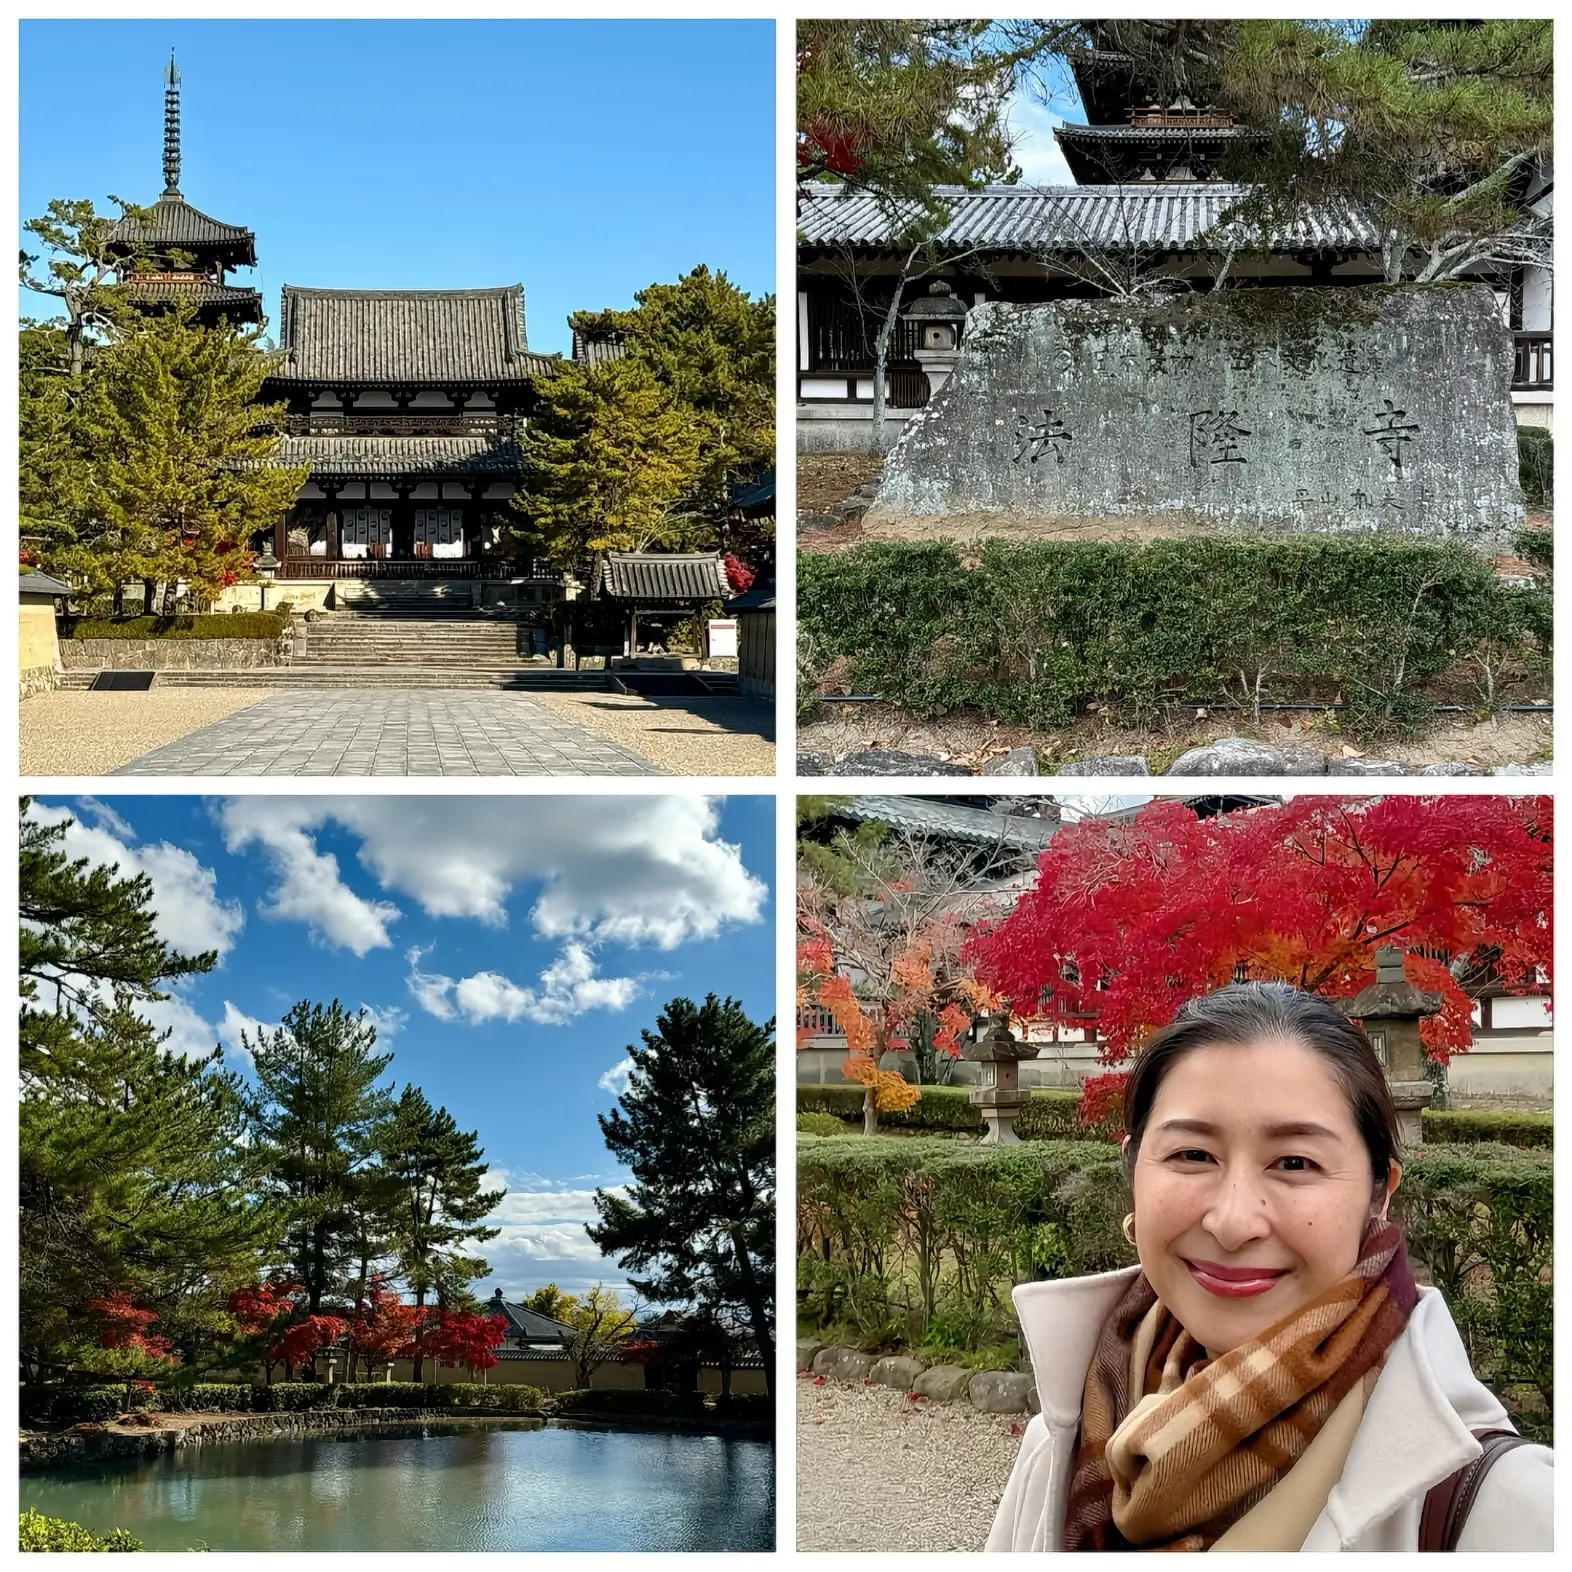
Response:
[162,51,181,194]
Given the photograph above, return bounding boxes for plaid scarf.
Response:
[1063,1225,1418,1552]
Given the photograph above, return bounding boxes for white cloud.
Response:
[409,941,641,1027]
[217,797,766,951]
[478,1174,631,1297]
[29,799,244,960]
[1005,92,1076,186]
[139,993,224,1061]
[359,1003,408,1041]
[215,1001,277,1070]
[218,800,400,955]
[597,1057,634,1096]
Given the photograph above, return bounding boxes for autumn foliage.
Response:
[412,1311,507,1374]
[85,1292,177,1366]
[351,1278,426,1371]
[966,796,1552,1084]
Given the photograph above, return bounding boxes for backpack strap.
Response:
[1418,1428,1533,1551]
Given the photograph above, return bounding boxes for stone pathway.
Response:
[112,691,663,776]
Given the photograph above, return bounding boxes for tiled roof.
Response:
[120,279,263,312]
[1056,122,1257,143]
[572,329,628,367]
[798,182,1378,253]
[19,571,72,597]
[597,552,731,603]
[724,582,775,613]
[484,1295,577,1342]
[834,795,1060,854]
[274,286,560,384]
[273,433,525,478]
[113,193,257,264]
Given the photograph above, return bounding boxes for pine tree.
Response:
[244,1002,396,1319]
[587,996,776,1396]
[517,356,707,568]
[19,801,278,1374]
[62,309,307,605]
[379,1085,504,1379]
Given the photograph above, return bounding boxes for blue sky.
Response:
[19,19,775,353]
[27,794,776,1302]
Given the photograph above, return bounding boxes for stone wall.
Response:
[60,637,291,670]
[868,285,1523,547]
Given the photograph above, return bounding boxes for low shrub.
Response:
[1422,1109,1552,1149]
[19,1510,143,1552]
[1396,1144,1552,1442]
[155,1384,253,1415]
[797,1083,1093,1139]
[252,1383,335,1412]
[330,1381,545,1411]
[18,1386,134,1427]
[66,612,288,641]
[1518,426,1553,507]
[797,1111,850,1137]
[798,538,1549,736]
[552,1388,707,1420]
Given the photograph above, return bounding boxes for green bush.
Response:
[798,538,1549,735]
[1395,1144,1552,1442]
[66,612,288,641]
[797,1137,1132,1350]
[330,1381,545,1411]
[797,1083,1094,1139]
[553,1388,708,1420]
[1518,426,1553,507]
[19,1510,143,1552]
[252,1383,335,1412]
[18,1386,133,1427]
[156,1384,253,1415]
[1423,1109,1553,1150]
[797,1111,850,1137]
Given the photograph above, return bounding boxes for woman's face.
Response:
[1129,1036,1399,1356]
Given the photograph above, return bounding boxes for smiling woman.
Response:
[987,984,1554,1554]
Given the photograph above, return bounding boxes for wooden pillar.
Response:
[323,486,341,560]
[391,484,414,561]
[627,608,638,658]
[274,512,288,560]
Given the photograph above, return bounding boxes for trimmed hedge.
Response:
[553,1388,708,1420]
[798,1136,1551,1441]
[66,612,288,641]
[1423,1109,1553,1150]
[797,1111,850,1137]
[18,1386,130,1427]
[798,1083,1094,1140]
[154,1384,253,1414]
[798,538,1550,734]
[333,1382,545,1412]
[19,1511,143,1552]
[711,1392,774,1421]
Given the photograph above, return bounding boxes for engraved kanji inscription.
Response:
[1014,409,1072,464]
[1189,409,1251,467]
[1362,399,1420,473]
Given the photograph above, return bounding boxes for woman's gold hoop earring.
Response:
[1121,1213,1137,1247]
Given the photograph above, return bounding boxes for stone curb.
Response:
[801,1345,1036,1413]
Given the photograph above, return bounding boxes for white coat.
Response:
[986,1266,1552,1552]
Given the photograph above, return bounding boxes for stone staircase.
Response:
[58,665,609,693]
[294,614,540,669]
[328,580,483,613]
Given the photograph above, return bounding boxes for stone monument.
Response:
[1345,946,1442,1147]
[865,285,1522,548]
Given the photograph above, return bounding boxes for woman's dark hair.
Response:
[1121,982,1402,1189]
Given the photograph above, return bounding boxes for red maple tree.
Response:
[350,1279,425,1379]
[412,1311,507,1376]
[723,553,756,594]
[966,795,1551,1081]
[270,1315,348,1374]
[85,1292,177,1365]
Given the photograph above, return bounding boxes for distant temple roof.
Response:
[571,328,628,367]
[114,191,259,266]
[485,1292,577,1343]
[798,182,1377,254]
[829,795,1061,855]
[597,551,731,604]
[273,286,560,384]
[274,433,525,479]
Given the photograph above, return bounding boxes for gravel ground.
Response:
[796,1377,1025,1551]
[529,691,775,776]
[20,690,273,776]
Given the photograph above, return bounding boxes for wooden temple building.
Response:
[797,23,1553,450]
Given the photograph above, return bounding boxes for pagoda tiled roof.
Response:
[119,278,263,315]
[273,433,525,479]
[597,552,731,604]
[113,191,258,265]
[1055,122,1256,143]
[798,182,1378,254]
[571,329,628,367]
[274,285,560,384]
[832,795,1061,855]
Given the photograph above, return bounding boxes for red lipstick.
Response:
[1185,1259,1289,1298]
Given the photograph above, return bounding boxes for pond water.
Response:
[22,1420,775,1552]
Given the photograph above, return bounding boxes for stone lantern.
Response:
[963,1014,1038,1144]
[903,281,970,397]
[1345,947,1442,1147]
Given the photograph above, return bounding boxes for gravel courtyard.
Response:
[19,689,275,776]
[796,1377,1025,1552]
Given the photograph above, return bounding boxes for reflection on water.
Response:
[22,1420,775,1552]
